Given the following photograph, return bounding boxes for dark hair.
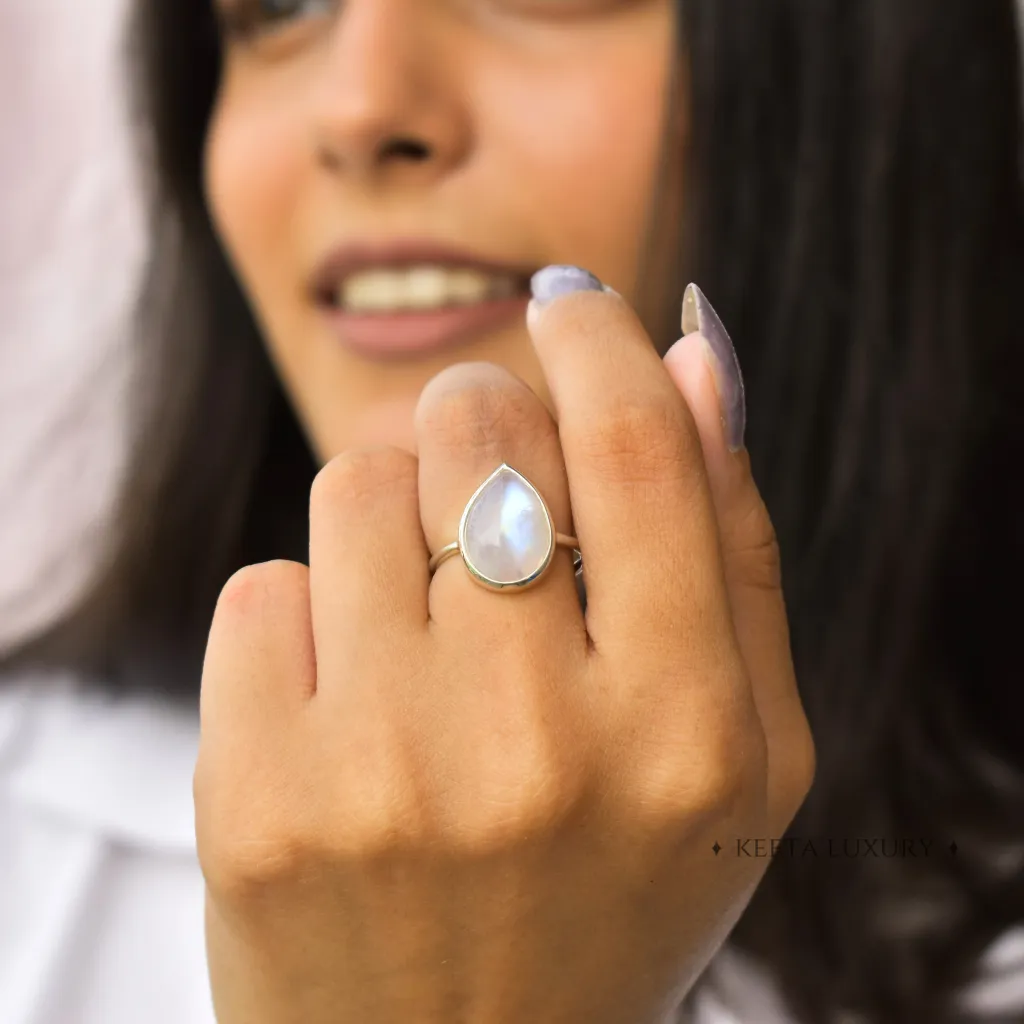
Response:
[5,0,1024,1021]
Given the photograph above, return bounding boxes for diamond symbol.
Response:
[712,842,721,855]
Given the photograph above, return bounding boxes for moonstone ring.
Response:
[428,463,583,593]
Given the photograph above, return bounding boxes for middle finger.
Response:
[525,266,732,658]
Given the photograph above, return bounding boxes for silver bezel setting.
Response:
[456,463,556,592]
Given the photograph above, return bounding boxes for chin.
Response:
[323,399,420,459]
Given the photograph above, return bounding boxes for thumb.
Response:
[663,284,814,824]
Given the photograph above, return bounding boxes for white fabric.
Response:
[2,674,1024,1024]
[0,675,213,1024]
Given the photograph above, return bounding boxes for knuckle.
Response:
[198,770,428,899]
[329,763,432,859]
[419,369,550,455]
[313,446,418,510]
[204,832,315,902]
[725,498,784,593]
[342,802,419,858]
[460,739,588,850]
[631,713,767,830]
[683,747,755,821]
[195,768,311,899]
[217,560,306,622]
[571,393,695,484]
[776,717,818,823]
[468,772,583,852]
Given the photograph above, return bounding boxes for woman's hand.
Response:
[195,275,815,1024]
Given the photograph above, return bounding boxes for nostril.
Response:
[380,138,430,162]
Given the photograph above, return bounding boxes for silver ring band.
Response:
[428,532,582,573]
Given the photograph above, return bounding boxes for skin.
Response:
[198,1,815,1021]
[205,0,680,458]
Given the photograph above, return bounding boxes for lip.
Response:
[309,239,538,360]
[320,296,532,361]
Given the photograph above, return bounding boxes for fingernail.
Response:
[681,283,747,452]
[530,265,607,306]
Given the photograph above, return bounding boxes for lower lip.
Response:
[321,295,531,360]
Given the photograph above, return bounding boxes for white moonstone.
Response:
[461,465,553,585]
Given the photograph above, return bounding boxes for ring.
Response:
[428,463,582,593]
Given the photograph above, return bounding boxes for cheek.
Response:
[477,25,676,284]
[204,82,307,322]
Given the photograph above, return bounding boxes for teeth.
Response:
[343,272,404,312]
[406,266,455,308]
[444,269,492,305]
[338,266,519,313]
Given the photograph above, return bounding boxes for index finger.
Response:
[525,265,732,658]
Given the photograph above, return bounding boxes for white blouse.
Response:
[1,672,1023,1024]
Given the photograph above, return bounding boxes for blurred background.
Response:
[0,0,143,655]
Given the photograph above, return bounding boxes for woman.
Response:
[2,0,1023,1022]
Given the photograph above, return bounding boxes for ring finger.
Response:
[414,360,587,653]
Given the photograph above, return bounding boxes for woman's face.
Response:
[205,0,680,461]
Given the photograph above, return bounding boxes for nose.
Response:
[310,0,471,186]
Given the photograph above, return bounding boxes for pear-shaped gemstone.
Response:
[460,465,553,586]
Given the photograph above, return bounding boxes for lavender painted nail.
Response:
[530,265,605,305]
[681,283,747,453]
